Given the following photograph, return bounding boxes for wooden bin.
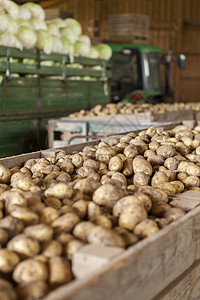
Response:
[1,124,200,300]
[108,13,149,44]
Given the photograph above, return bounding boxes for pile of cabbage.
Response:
[0,0,112,60]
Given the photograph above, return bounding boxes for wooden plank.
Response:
[42,206,200,300]
[152,260,200,300]
[0,151,41,168]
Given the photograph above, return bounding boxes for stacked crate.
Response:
[108,13,149,44]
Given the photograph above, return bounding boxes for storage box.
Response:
[0,128,200,300]
[108,13,149,44]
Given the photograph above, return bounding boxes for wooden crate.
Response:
[45,9,73,20]
[108,13,149,44]
[1,128,200,300]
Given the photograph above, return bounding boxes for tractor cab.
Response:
[109,44,185,104]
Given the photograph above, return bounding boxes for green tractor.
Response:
[108,44,186,104]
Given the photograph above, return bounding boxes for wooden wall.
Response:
[40,0,200,103]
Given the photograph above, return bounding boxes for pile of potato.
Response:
[68,102,200,118]
[1,124,200,299]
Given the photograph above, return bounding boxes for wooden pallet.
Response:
[1,134,200,300]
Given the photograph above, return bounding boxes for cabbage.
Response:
[87,46,99,59]
[36,30,54,55]
[22,2,45,21]
[17,19,31,28]
[31,19,47,31]
[66,63,83,69]
[19,6,31,20]
[6,15,18,35]
[60,37,74,55]
[40,60,54,66]
[74,41,90,57]
[0,12,9,32]
[48,18,66,29]
[0,33,22,50]
[2,0,19,19]
[17,26,37,49]
[65,18,82,37]
[78,35,91,46]
[23,58,36,65]
[52,36,62,54]
[94,44,112,60]
[60,27,77,44]
[47,23,60,37]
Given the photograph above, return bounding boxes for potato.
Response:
[156,144,176,158]
[0,278,17,300]
[164,157,179,171]
[0,228,8,246]
[95,146,116,163]
[0,216,24,238]
[88,225,125,247]
[40,207,59,224]
[74,178,100,195]
[170,181,185,193]
[49,256,73,287]
[133,172,150,186]
[56,172,71,183]
[177,172,188,181]
[129,140,148,154]
[9,205,39,225]
[111,172,127,188]
[119,204,147,231]
[58,160,74,174]
[24,224,53,242]
[44,196,62,209]
[17,281,48,300]
[56,232,74,245]
[138,185,168,203]
[13,259,48,284]
[42,240,62,258]
[153,182,176,195]
[0,164,11,184]
[0,249,20,272]
[108,156,123,172]
[2,191,27,213]
[52,212,80,233]
[113,195,143,218]
[87,202,101,221]
[122,158,134,177]
[65,239,85,260]
[11,172,35,191]
[123,144,138,158]
[133,192,152,212]
[151,171,169,186]
[83,159,100,171]
[72,200,88,219]
[93,184,125,207]
[93,215,112,229]
[149,141,160,151]
[134,219,159,238]
[7,234,40,258]
[120,135,133,143]
[147,155,165,166]
[163,207,186,223]
[146,126,157,138]
[150,201,171,217]
[132,156,153,176]
[182,176,200,188]
[114,227,138,247]
[44,182,73,200]
[73,221,95,242]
